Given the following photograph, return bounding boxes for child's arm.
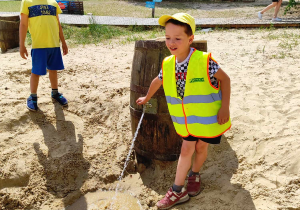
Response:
[56,15,68,55]
[136,76,162,105]
[19,13,28,59]
[213,68,230,125]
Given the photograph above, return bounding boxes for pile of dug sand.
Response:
[1,28,300,210]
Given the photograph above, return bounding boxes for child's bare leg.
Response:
[30,72,40,93]
[261,2,277,14]
[273,0,282,18]
[156,142,193,208]
[48,70,58,89]
[174,141,196,186]
[191,140,209,173]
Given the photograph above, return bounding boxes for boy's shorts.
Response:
[31,47,64,76]
[183,135,222,144]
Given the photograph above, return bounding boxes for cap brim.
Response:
[158,15,173,26]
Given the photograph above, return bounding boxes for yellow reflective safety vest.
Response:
[162,49,231,138]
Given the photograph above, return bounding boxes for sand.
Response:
[1,28,300,210]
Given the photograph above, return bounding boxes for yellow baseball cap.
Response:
[158,13,195,35]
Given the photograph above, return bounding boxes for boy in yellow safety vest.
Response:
[136,13,231,209]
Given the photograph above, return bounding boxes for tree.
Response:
[284,0,299,14]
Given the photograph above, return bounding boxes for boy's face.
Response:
[165,22,194,57]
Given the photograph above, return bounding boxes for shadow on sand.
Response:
[139,135,256,210]
[30,103,90,209]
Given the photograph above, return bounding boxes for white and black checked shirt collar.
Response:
[158,48,220,99]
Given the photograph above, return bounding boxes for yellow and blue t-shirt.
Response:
[20,0,62,49]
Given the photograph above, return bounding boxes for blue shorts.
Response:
[31,47,64,76]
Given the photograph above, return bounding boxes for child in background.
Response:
[258,0,283,22]
[136,13,231,209]
[19,0,68,111]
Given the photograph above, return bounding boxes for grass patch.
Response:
[62,24,126,45]
[214,26,226,31]
[61,22,164,46]
[0,0,268,18]
[259,28,300,60]
[82,1,267,18]
[270,52,287,59]
[266,33,280,40]
[278,39,299,50]
[0,1,20,12]
[256,45,266,54]
[21,15,164,47]
[82,1,210,18]
[263,28,300,40]
[281,30,300,39]
[259,24,276,32]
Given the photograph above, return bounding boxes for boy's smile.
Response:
[165,22,194,63]
[169,47,177,51]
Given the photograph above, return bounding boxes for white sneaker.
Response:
[272,17,282,22]
[258,12,263,20]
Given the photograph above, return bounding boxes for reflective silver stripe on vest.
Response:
[171,115,218,125]
[171,116,186,124]
[166,96,182,105]
[184,92,222,104]
[187,115,218,124]
[166,92,222,105]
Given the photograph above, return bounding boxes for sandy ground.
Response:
[1,27,300,210]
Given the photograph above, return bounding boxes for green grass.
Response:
[23,23,164,47]
[82,1,266,18]
[278,39,299,50]
[60,22,164,46]
[21,14,164,47]
[263,28,300,40]
[0,0,268,18]
[257,27,300,60]
[0,1,20,12]
[270,52,287,59]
